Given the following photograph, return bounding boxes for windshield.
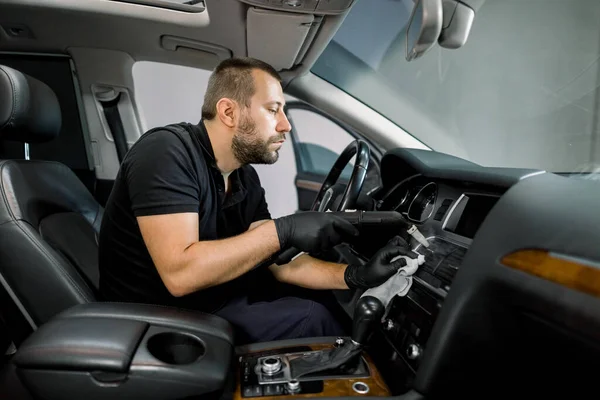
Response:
[312,0,600,173]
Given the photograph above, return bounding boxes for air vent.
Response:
[434,265,458,287]
[416,243,468,289]
[434,199,453,221]
[433,246,467,287]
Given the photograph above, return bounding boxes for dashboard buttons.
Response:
[406,344,422,360]
[264,384,284,396]
[243,385,263,398]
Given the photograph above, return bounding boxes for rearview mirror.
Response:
[406,0,443,61]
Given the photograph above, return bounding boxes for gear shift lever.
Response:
[288,296,385,379]
[352,296,385,345]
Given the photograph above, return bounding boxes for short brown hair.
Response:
[201,57,281,120]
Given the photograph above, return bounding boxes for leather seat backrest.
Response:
[0,65,103,339]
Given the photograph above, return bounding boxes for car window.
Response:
[288,107,355,180]
[312,0,600,173]
[133,61,211,130]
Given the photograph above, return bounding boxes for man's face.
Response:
[231,69,291,165]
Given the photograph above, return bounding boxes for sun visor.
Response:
[246,7,318,71]
[160,35,232,67]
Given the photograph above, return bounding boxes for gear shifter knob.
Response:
[352,296,384,345]
[288,297,384,379]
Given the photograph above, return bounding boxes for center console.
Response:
[235,296,391,399]
[12,299,393,400]
[235,342,389,399]
[369,236,469,391]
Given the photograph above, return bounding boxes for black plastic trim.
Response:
[414,172,600,397]
[381,148,542,189]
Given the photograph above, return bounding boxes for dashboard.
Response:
[374,177,501,376]
[363,148,541,386]
[334,147,600,397]
[376,175,500,291]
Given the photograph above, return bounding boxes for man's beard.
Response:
[231,113,284,165]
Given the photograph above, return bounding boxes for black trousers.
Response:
[213,275,351,345]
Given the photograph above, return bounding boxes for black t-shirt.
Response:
[98,121,272,313]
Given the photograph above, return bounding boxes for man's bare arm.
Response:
[269,235,416,291]
[269,254,349,290]
[137,213,280,297]
[248,219,270,231]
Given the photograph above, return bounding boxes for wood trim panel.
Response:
[295,179,321,192]
[233,344,391,400]
[501,249,600,298]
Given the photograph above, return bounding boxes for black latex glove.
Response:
[344,236,419,290]
[273,211,359,254]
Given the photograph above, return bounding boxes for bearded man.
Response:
[98,57,410,344]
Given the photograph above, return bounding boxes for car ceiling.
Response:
[0,0,354,85]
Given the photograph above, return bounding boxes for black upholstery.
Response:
[13,316,148,372]
[12,303,234,400]
[0,65,61,143]
[56,302,235,343]
[0,64,103,337]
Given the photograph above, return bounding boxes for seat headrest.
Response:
[0,65,61,143]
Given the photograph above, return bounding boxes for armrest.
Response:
[13,302,235,400]
[54,302,234,343]
[13,317,147,372]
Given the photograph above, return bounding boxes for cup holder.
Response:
[147,332,205,365]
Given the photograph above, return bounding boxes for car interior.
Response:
[1,0,600,399]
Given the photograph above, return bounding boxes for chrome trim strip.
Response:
[519,170,546,180]
[407,182,437,223]
[441,193,466,230]
[441,192,500,231]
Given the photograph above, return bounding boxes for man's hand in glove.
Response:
[274,211,359,254]
[344,236,419,290]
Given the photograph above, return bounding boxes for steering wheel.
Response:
[311,139,371,212]
[269,139,371,265]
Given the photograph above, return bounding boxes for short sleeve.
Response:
[245,166,272,222]
[253,186,272,222]
[125,129,200,217]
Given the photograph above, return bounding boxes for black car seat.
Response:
[0,65,103,344]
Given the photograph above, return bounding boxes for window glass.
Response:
[288,108,355,179]
[133,61,211,130]
[312,0,600,172]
